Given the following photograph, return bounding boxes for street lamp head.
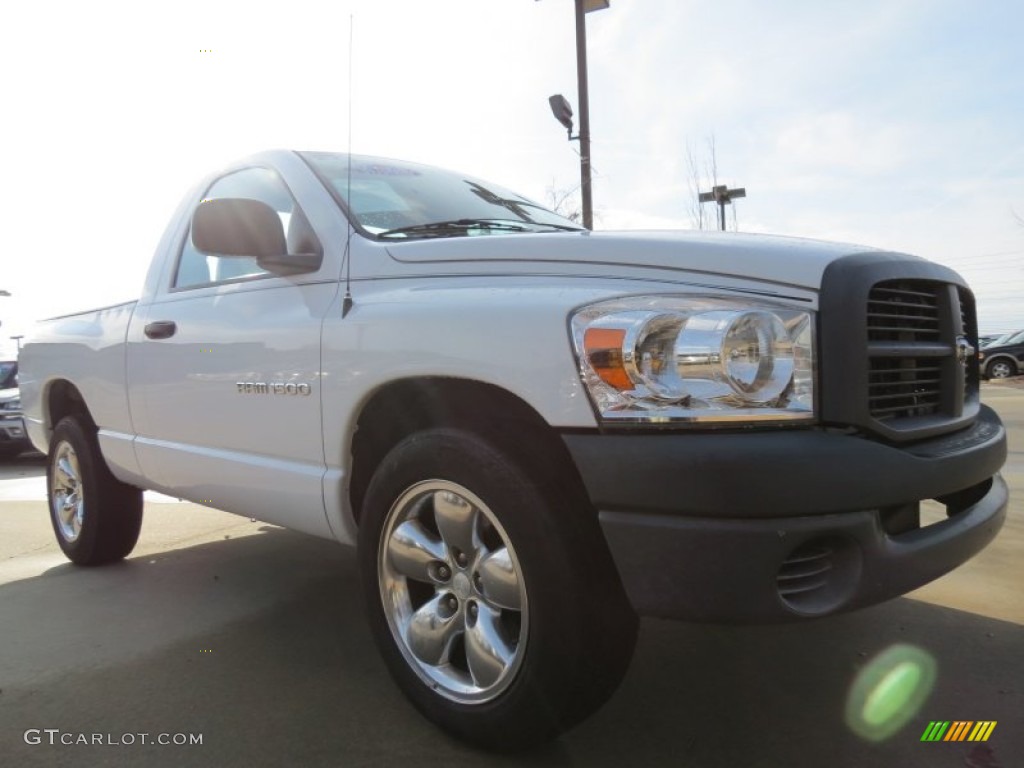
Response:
[548,94,575,134]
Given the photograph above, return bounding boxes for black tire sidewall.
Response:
[358,427,634,750]
[47,417,142,565]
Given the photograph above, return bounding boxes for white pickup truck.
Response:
[20,151,1008,748]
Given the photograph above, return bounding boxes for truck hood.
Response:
[385,230,883,291]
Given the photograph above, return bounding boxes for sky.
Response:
[2,0,1022,358]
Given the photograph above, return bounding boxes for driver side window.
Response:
[174,167,318,289]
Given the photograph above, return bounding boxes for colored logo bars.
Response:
[921,721,997,742]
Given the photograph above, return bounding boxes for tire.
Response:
[47,416,143,565]
[986,359,1016,380]
[358,427,638,750]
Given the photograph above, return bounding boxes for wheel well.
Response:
[349,378,590,526]
[985,355,1018,371]
[46,380,96,434]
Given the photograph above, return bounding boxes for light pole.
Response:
[544,0,609,230]
[698,184,747,231]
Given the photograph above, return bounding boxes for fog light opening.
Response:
[776,536,861,616]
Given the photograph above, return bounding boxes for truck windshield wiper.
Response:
[378,219,577,239]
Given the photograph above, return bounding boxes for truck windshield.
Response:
[299,152,582,239]
[987,330,1024,347]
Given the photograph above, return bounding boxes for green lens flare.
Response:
[863,661,922,725]
[845,644,937,742]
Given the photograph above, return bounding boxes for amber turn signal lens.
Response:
[583,327,632,390]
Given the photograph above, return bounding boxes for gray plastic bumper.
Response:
[563,407,1007,621]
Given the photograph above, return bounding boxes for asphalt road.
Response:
[1,385,1021,767]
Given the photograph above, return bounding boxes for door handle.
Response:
[144,321,177,340]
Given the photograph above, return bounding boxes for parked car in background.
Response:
[979,330,1024,379]
[0,361,31,458]
[978,333,1007,348]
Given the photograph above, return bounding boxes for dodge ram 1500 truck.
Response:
[20,151,1008,749]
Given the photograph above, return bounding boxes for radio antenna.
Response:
[341,13,355,318]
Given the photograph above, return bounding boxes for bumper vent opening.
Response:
[777,536,862,616]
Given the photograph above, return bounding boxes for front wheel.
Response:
[47,416,143,565]
[986,359,1016,379]
[358,428,637,750]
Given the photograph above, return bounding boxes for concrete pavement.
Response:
[0,385,1021,767]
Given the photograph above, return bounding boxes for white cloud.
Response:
[772,112,914,174]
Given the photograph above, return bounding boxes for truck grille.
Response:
[819,256,979,443]
[868,359,942,421]
[867,281,944,421]
[865,280,975,426]
[867,282,942,342]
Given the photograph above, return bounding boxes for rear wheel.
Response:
[986,359,1016,379]
[358,427,637,750]
[47,416,143,565]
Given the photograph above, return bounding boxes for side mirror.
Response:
[193,198,285,258]
[191,199,321,276]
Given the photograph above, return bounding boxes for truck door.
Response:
[126,165,339,537]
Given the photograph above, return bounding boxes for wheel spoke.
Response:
[387,520,446,582]
[57,456,74,481]
[59,496,76,526]
[405,594,462,666]
[55,457,76,490]
[72,500,84,534]
[379,479,528,701]
[477,547,521,611]
[465,605,514,688]
[433,490,478,556]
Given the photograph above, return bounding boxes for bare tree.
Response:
[687,134,742,231]
[706,135,719,198]
[546,180,582,223]
[685,143,706,230]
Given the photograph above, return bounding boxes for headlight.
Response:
[570,296,815,425]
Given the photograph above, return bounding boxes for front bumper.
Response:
[0,414,31,455]
[563,405,1007,622]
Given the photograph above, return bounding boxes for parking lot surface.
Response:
[1,384,1021,767]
